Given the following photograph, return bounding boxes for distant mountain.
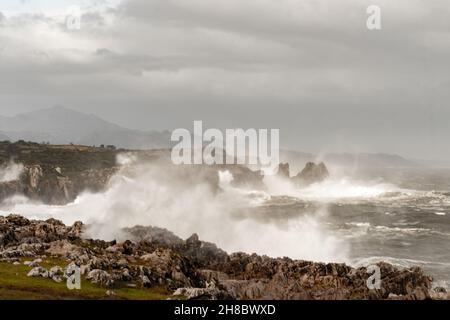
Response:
[0,107,424,167]
[280,149,418,172]
[0,106,169,149]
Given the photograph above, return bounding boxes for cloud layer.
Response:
[0,0,449,159]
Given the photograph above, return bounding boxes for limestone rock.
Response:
[27,266,49,278]
[87,269,114,287]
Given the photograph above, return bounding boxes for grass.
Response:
[0,257,172,300]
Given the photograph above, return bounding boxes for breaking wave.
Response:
[0,161,24,183]
[0,157,348,263]
[263,174,403,200]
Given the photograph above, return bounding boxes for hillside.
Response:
[0,106,169,149]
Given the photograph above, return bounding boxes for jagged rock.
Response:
[0,215,82,247]
[173,281,232,300]
[3,215,30,227]
[49,266,64,283]
[186,233,200,248]
[277,163,290,178]
[121,269,132,281]
[0,243,46,259]
[123,225,184,247]
[294,162,329,186]
[197,269,230,282]
[68,221,83,239]
[87,269,114,287]
[140,248,195,288]
[46,240,77,256]
[27,266,49,278]
[183,234,229,268]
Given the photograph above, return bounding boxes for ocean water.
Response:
[252,168,450,289]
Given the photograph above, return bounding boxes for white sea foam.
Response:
[0,161,24,183]
[0,157,348,263]
[263,175,401,201]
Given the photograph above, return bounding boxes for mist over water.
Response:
[263,174,400,200]
[0,155,348,263]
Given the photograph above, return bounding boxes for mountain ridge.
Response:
[0,106,170,149]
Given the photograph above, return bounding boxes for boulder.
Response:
[49,266,64,283]
[86,269,114,287]
[27,266,49,278]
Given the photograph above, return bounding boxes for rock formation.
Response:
[0,141,120,204]
[277,163,290,179]
[275,161,330,187]
[1,214,444,300]
[294,162,329,186]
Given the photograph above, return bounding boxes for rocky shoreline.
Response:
[1,214,447,300]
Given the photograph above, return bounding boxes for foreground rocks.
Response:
[0,214,442,300]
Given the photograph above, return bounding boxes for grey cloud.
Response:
[0,0,449,160]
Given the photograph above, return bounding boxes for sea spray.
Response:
[0,156,349,263]
[263,174,400,200]
[0,161,24,183]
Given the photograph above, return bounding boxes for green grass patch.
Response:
[0,258,172,300]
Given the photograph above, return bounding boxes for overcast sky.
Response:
[0,0,449,159]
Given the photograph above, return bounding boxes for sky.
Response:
[0,0,449,160]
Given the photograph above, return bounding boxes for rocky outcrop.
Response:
[0,215,82,248]
[275,162,330,187]
[0,141,266,204]
[294,162,329,186]
[0,141,120,205]
[0,214,439,300]
[123,227,229,269]
[0,164,117,205]
[277,163,290,179]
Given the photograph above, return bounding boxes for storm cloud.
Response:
[0,0,449,160]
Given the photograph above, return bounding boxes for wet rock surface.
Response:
[0,214,438,300]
